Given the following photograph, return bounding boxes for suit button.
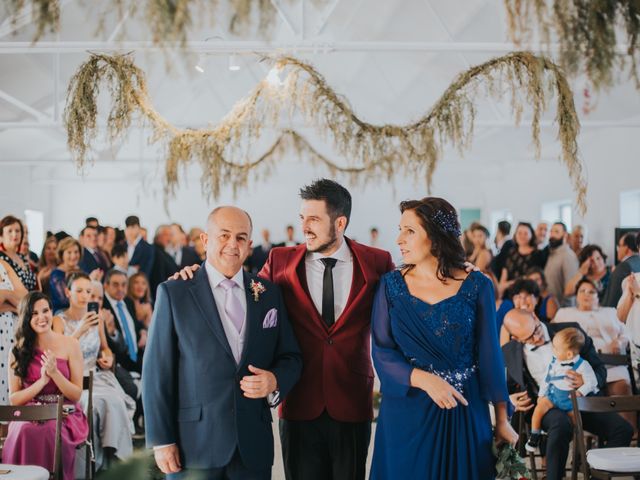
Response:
[327,339,333,345]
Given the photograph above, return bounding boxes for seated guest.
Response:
[553,278,633,427]
[468,223,493,272]
[565,244,611,303]
[111,243,130,276]
[3,292,89,480]
[51,237,100,312]
[525,327,598,452]
[602,232,640,307]
[526,267,559,320]
[102,269,146,374]
[167,223,200,269]
[188,227,206,261]
[499,222,545,298]
[78,226,108,279]
[52,272,134,469]
[37,236,58,296]
[124,216,154,280]
[127,272,153,328]
[502,309,633,480]
[497,278,541,334]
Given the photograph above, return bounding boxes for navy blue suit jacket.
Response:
[142,264,302,471]
[130,240,155,280]
[79,248,108,274]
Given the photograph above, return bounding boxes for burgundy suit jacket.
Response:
[259,237,394,422]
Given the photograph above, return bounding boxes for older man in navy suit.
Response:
[143,206,302,479]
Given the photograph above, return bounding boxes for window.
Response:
[24,210,44,256]
[620,190,640,227]
[541,200,572,230]
[459,208,481,231]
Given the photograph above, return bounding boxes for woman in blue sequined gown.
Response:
[370,198,518,480]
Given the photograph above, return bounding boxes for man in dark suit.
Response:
[491,220,514,278]
[502,309,632,480]
[143,206,302,479]
[260,179,393,480]
[602,232,640,307]
[149,225,179,299]
[79,226,109,275]
[247,229,273,273]
[125,215,155,280]
[102,269,147,374]
[167,223,200,269]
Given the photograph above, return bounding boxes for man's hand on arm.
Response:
[509,391,534,412]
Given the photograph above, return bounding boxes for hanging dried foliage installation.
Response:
[63,51,587,212]
[504,0,640,91]
[7,0,280,44]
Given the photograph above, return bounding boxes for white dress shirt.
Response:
[523,324,553,388]
[205,262,247,364]
[105,293,138,354]
[126,235,142,261]
[305,239,353,322]
[539,353,599,397]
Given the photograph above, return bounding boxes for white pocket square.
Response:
[263,308,278,328]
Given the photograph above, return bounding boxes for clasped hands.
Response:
[39,349,59,381]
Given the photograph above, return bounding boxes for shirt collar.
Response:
[308,238,351,263]
[204,261,245,290]
[129,235,142,248]
[525,323,551,352]
[105,292,124,307]
[558,353,581,365]
[86,246,95,255]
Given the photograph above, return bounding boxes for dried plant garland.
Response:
[7,0,280,43]
[64,52,587,213]
[504,0,640,91]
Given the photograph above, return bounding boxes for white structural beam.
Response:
[0,40,633,55]
[269,0,299,36]
[0,89,50,122]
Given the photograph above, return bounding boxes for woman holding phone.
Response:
[53,272,134,468]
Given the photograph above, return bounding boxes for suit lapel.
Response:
[332,238,368,330]
[188,264,235,363]
[237,271,260,370]
[288,245,328,331]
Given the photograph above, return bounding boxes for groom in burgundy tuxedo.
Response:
[260,179,393,480]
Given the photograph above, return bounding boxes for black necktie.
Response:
[320,258,338,328]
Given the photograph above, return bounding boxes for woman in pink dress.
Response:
[2,291,88,480]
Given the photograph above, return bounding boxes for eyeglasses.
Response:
[510,321,543,344]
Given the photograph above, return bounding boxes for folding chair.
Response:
[80,371,95,480]
[598,352,638,395]
[0,396,64,480]
[570,390,640,479]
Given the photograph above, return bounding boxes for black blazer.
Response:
[142,266,302,470]
[102,296,145,373]
[502,321,607,401]
[79,248,108,274]
[130,240,155,280]
[179,246,201,269]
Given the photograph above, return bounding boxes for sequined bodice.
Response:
[58,311,100,373]
[384,270,484,390]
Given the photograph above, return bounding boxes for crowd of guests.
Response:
[0,208,640,479]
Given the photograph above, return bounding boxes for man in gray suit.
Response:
[143,206,302,479]
[602,232,640,307]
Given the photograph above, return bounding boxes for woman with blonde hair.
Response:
[127,272,153,328]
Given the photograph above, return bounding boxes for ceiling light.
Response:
[194,54,206,73]
[228,54,240,71]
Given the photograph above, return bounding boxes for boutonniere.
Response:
[249,279,266,302]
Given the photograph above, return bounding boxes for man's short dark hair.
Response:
[80,226,97,237]
[111,243,127,259]
[554,221,568,232]
[85,217,99,226]
[621,232,639,253]
[497,220,511,236]
[299,179,352,226]
[125,216,140,228]
[104,268,127,284]
[510,278,541,299]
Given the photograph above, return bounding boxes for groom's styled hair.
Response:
[299,179,352,227]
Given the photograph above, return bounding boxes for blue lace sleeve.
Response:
[371,274,413,397]
[476,274,509,403]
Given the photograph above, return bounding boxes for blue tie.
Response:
[116,301,137,363]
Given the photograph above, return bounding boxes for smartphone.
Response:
[87,302,99,314]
